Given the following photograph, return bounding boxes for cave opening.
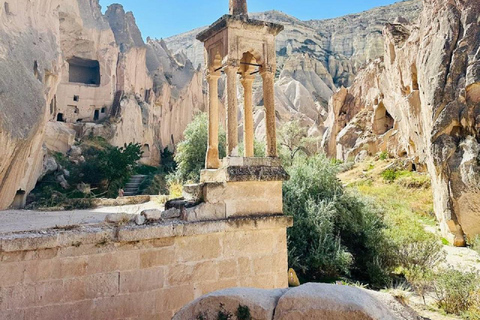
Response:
[373,102,394,135]
[4,2,9,15]
[141,144,151,158]
[68,57,100,86]
[57,113,65,122]
[93,109,100,121]
[12,190,26,209]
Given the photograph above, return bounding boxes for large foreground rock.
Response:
[173,284,421,320]
[173,288,287,320]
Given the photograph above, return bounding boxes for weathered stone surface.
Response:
[44,122,76,154]
[162,208,181,220]
[274,283,417,320]
[202,181,283,217]
[105,213,136,224]
[0,215,290,319]
[174,284,421,320]
[141,209,163,221]
[173,288,287,320]
[323,0,480,242]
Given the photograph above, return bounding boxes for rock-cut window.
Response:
[68,57,100,86]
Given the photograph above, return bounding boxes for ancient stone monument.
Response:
[191,0,287,219]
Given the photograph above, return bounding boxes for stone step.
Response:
[126,183,141,188]
[121,175,147,197]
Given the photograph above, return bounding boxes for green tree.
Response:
[278,120,318,166]
[174,113,226,183]
[79,142,142,196]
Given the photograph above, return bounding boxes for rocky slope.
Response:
[163,0,422,141]
[323,0,480,244]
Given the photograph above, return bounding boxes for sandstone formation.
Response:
[0,0,63,210]
[174,284,421,320]
[0,0,205,209]
[323,0,480,243]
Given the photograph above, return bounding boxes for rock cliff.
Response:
[0,0,62,210]
[0,0,205,209]
[324,0,480,244]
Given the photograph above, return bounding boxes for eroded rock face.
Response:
[0,0,62,209]
[0,0,206,208]
[324,0,480,243]
[173,284,421,320]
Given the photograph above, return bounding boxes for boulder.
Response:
[173,288,287,320]
[173,284,421,320]
[274,283,419,320]
[45,122,76,154]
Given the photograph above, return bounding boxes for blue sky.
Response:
[99,0,402,39]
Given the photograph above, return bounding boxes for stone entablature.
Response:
[0,215,292,319]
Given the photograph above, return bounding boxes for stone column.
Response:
[261,67,277,157]
[225,63,239,156]
[241,75,255,157]
[206,71,222,169]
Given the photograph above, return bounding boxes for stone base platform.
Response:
[0,214,292,320]
[180,157,289,222]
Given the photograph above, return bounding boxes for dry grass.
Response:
[338,158,435,223]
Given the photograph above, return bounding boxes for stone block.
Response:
[85,273,119,299]
[203,181,283,217]
[105,213,137,224]
[140,248,174,268]
[141,209,163,221]
[1,250,37,263]
[217,259,238,280]
[0,261,24,286]
[194,279,239,298]
[175,234,222,262]
[156,285,195,314]
[44,121,76,154]
[0,284,36,310]
[183,202,226,222]
[24,300,93,320]
[120,268,165,293]
[167,261,217,287]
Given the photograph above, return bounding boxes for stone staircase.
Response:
[123,175,147,196]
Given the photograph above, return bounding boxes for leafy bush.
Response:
[174,113,226,183]
[284,155,391,287]
[433,269,480,316]
[381,169,399,182]
[379,151,389,160]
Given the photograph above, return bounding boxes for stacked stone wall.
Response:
[0,216,291,320]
